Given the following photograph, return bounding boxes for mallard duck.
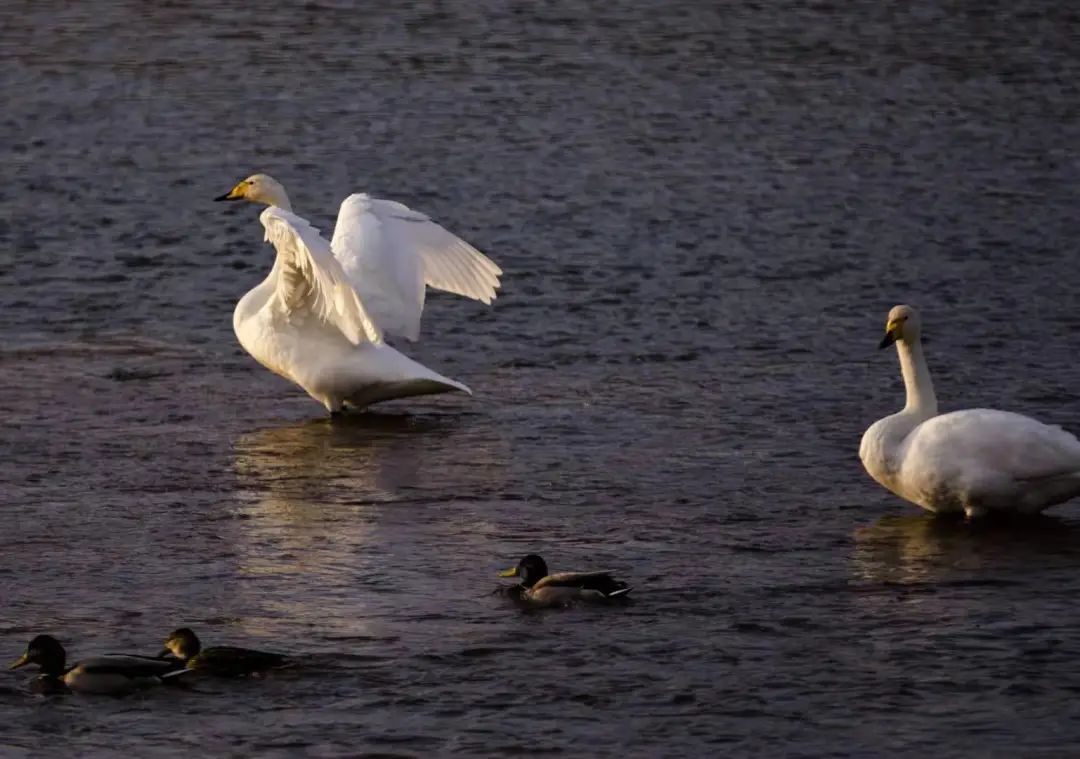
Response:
[160,628,288,676]
[498,554,631,607]
[10,634,186,695]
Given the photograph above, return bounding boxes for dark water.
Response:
[2,1,1080,756]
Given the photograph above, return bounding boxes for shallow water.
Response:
[3,1,1080,756]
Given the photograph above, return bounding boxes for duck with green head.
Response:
[160,628,288,676]
[10,634,186,695]
[498,554,631,607]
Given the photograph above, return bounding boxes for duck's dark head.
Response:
[10,634,66,676]
[498,554,549,588]
[160,628,201,661]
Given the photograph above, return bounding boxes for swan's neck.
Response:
[896,337,937,418]
[256,184,293,212]
[266,188,292,212]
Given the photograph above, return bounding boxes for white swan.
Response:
[214,174,502,413]
[860,305,1080,518]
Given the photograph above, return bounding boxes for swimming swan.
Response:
[215,174,502,413]
[860,305,1080,518]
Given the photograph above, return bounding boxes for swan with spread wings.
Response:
[215,174,502,413]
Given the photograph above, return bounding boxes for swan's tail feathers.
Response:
[1015,467,1080,483]
[339,344,476,408]
[440,375,472,395]
[345,376,471,409]
[387,357,472,398]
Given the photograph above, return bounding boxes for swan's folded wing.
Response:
[913,409,1080,482]
[260,207,382,345]
[330,194,502,341]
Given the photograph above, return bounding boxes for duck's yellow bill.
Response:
[498,567,519,578]
[9,653,30,670]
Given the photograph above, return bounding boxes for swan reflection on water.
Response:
[233,412,455,513]
[226,411,504,641]
[229,410,506,606]
[852,512,1080,586]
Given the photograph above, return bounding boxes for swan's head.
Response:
[879,304,921,349]
[215,173,291,210]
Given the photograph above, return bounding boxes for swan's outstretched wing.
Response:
[330,194,502,341]
[260,206,382,345]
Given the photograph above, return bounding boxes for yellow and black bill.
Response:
[879,319,903,349]
[214,183,245,201]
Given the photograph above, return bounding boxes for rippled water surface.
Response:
[3,1,1080,756]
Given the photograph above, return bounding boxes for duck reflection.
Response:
[852,512,1080,586]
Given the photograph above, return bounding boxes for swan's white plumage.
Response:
[219,173,500,412]
[860,305,1080,517]
[331,194,502,341]
[260,207,381,345]
[903,410,1080,483]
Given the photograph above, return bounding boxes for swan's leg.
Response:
[963,503,987,520]
[322,394,345,417]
